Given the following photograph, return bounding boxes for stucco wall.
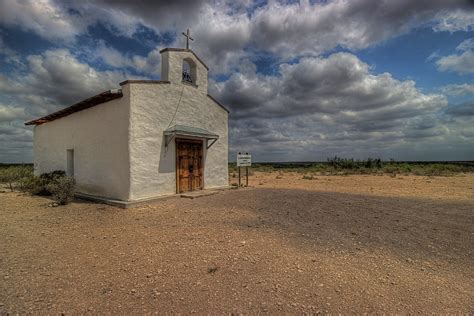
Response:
[128,80,228,200]
[33,86,131,200]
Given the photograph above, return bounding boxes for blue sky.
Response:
[0,0,473,162]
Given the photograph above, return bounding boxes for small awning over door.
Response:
[164,125,219,149]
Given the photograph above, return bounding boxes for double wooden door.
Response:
[176,140,203,193]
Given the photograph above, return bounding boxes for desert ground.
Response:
[1,172,473,314]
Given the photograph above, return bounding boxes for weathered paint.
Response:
[32,49,228,202]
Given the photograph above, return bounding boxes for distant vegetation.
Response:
[0,164,75,205]
[229,157,474,176]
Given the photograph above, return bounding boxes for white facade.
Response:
[29,48,229,201]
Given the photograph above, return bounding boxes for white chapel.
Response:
[26,39,229,203]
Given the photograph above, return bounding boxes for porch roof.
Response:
[164,125,219,148]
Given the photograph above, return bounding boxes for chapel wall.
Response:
[128,81,228,200]
[33,86,132,200]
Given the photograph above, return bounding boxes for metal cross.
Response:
[182,28,194,49]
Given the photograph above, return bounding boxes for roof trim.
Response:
[207,94,230,113]
[159,48,209,70]
[120,80,170,86]
[25,90,123,126]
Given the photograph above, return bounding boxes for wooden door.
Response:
[176,140,203,193]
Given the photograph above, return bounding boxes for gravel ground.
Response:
[1,173,473,314]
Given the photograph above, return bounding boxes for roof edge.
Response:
[119,80,170,86]
[159,48,209,70]
[207,94,230,113]
[25,89,123,126]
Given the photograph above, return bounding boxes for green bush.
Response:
[0,165,33,191]
[46,176,75,205]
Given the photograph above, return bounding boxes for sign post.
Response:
[238,158,241,187]
[237,153,252,187]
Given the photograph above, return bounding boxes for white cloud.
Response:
[3,0,472,72]
[441,83,474,96]
[209,52,471,161]
[436,38,474,74]
[0,0,83,42]
[247,0,472,59]
[0,104,25,122]
[95,42,162,76]
[433,9,474,32]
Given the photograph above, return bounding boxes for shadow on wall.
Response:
[158,135,175,174]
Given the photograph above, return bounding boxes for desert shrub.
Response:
[0,165,33,191]
[302,174,313,180]
[19,170,67,195]
[46,176,75,205]
[36,170,66,195]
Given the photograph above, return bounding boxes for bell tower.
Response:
[160,30,209,93]
[160,48,209,93]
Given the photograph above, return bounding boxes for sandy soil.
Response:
[1,173,473,314]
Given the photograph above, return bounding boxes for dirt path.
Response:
[1,174,473,313]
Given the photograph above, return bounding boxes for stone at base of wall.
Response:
[75,185,231,209]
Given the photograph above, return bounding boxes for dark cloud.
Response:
[212,52,446,121]
[249,0,474,58]
[445,102,474,116]
[209,52,474,161]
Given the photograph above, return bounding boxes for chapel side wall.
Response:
[33,87,131,200]
[128,82,228,200]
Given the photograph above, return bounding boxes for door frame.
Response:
[175,138,204,194]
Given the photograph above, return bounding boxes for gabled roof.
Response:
[25,90,123,126]
[25,80,229,126]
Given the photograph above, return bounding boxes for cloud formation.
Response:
[0,0,473,162]
[208,52,472,161]
[441,83,474,96]
[436,38,474,74]
[2,0,474,74]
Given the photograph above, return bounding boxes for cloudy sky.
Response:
[0,0,473,162]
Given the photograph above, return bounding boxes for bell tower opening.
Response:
[182,58,197,85]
